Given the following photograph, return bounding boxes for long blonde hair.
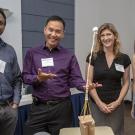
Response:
[93,23,121,58]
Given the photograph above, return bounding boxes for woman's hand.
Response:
[107,100,120,112]
[97,101,111,114]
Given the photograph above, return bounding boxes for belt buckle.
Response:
[46,101,53,105]
[46,100,59,105]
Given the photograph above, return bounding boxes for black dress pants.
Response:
[24,98,72,135]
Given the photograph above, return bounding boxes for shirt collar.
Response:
[0,38,6,47]
[42,42,61,51]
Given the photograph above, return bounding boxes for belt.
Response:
[33,96,70,105]
[0,99,12,106]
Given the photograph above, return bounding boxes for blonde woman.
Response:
[86,23,131,135]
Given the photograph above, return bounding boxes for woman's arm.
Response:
[132,54,135,96]
[131,54,135,118]
[108,65,130,112]
[117,65,130,103]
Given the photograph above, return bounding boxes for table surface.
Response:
[60,126,114,135]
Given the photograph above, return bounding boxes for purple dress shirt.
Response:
[22,45,85,101]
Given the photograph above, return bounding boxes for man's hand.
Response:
[12,103,18,109]
[84,82,102,90]
[92,82,102,88]
[37,68,57,81]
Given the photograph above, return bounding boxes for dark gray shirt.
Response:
[0,38,22,104]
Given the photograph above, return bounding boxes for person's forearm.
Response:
[116,81,130,105]
[132,82,135,103]
[133,82,135,94]
[22,73,39,85]
[89,89,102,105]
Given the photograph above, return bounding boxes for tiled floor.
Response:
[124,101,135,135]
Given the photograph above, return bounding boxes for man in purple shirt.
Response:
[22,15,91,135]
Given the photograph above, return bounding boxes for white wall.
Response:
[75,0,135,78]
[1,0,22,69]
[75,0,135,99]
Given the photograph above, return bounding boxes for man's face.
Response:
[0,14,6,35]
[44,20,64,49]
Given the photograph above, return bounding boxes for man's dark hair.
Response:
[0,8,6,25]
[45,15,65,30]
